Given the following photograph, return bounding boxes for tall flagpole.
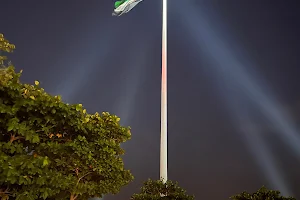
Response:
[160,0,168,183]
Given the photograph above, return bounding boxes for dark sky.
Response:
[1,0,300,199]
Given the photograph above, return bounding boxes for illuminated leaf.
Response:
[32,135,40,143]
[42,158,49,166]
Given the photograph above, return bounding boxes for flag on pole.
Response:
[112,0,143,16]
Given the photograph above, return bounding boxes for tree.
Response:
[131,179,195,200]
[230,186,296,200]
[0,34,133,200]
[0,33,15,66]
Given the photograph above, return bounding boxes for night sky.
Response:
[1,0,300,199]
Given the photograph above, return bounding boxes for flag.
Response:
[112,0,143,16]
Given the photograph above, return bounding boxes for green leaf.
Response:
[32,135,40,143]
[42,158,49,166]
[41,190,48,199]
[7,124,14,131]
[76,104,82,111]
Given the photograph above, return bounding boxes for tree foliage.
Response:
[0,34,133,200]
[131,179,195,200]
[230,186,296,200]
[0,33,15,65]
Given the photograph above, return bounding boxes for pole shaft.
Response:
[160,0,168,183]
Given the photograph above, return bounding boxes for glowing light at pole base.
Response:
[160,0,168,183]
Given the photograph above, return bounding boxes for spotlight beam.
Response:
[176,2,295,196]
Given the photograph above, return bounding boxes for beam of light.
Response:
[51,2,133,102]
[175,1,296,196]
[53,24,129,102]
[219,82,293,196]
[177,1,300,157]
[114,37,154,126]
[229,97,293,196]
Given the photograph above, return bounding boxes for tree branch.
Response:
[77,171,92,184]
[10,134,24,143]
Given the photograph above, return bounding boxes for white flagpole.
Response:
[160,0,168,183]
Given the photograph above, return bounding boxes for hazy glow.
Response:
[176,1,297,196]
[54,31,117,101]
[236,115,291,195]
[178,1,300,156]
[53,18,131,102]
[114,37,152,126]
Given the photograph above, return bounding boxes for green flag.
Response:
[112,0,143,16]
[114,0,126,8]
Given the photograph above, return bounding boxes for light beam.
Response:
[176,1,295,196]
